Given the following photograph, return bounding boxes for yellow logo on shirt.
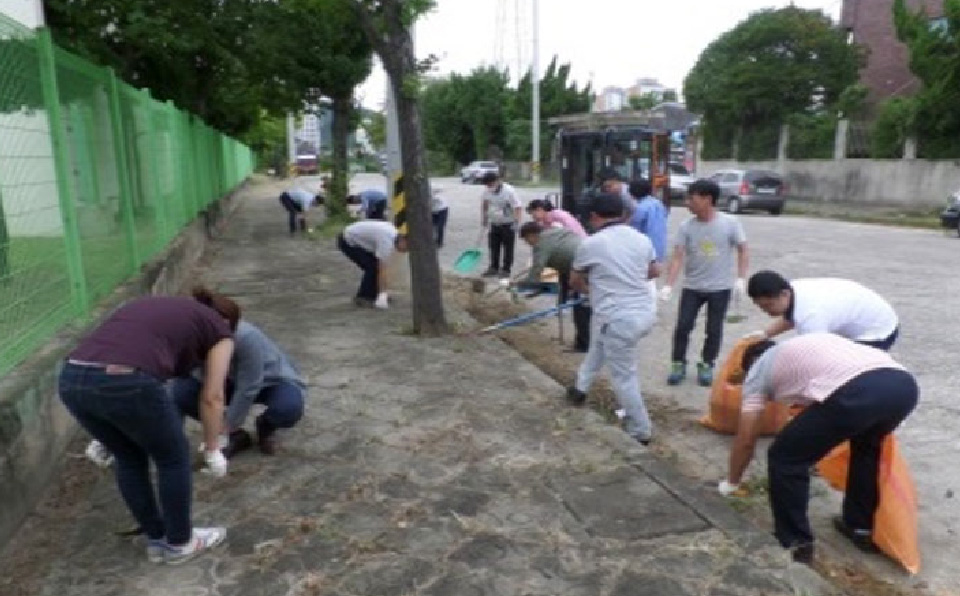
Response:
[699,239,718,258]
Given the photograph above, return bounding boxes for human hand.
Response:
[743,330,767,341]
[658,286,673,302]
[198,434,229,453]
[717,480,742,497]
[202,450,228,477]
[375,292,389,309]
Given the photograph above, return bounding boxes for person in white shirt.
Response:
[746,271,900,351]
[480,172,522,279]
[337,221,408,309]
[278,188,318,235]
[431,187,449,247]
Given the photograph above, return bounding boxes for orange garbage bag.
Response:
[816,436,920,574]
[699,337,793,436]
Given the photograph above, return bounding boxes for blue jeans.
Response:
[58,363,193,544]
[169,377,304,431]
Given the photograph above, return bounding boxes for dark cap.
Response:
[589,192,624,219]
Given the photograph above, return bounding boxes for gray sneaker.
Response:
[163,527,227,565]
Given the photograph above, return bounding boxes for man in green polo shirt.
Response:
[519,222,591,352]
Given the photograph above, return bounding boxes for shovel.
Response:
[454,229,486,275]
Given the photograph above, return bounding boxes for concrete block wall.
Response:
[0,181,246,548]
[699,159,960,208]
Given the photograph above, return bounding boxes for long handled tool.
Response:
[477,298,584,334]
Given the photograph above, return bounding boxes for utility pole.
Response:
[531,0,541,183]
[286,112,296,177]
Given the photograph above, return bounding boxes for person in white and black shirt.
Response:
[746,271,900,351]
[480,171,522,279]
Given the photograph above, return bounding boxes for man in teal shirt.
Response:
[519,222,591,352]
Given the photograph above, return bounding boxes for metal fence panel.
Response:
[0,14,254,375]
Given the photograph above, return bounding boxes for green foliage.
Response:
[363,111,387,150]
[241,111,287,172]
[871,98,915,158]
[684,6,862,158]
[420,56,591,165]
[628,93,660,111]
[892,0,960,158]
[786,114,836,159]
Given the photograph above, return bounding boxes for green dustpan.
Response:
[454,229,486,275]
[453,248,482,274]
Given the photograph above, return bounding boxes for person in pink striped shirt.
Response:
[526,199,587,238]
[721,333,918,564]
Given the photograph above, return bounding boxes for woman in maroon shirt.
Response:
[60,295,235,564]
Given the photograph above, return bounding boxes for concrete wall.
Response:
[699,159,960,207]
[0,180,247,548]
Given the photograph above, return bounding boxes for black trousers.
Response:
[432,208,449,247]
[279,193,305,234]
[488,223,516,272]
[559,271,590,351]
[337,234,378,300]
[670,288,731,365]
[767,368,918,548]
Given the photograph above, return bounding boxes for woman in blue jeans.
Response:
[59,294,237,564]
[170,296,306,458]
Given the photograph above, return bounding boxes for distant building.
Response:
[627,77,676,102]
[841,0,944,101]
[592,86,627,112]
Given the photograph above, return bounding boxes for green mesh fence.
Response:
[0,15,254,376]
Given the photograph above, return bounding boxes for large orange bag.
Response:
[816,436,920,574]
[699,337,793,436]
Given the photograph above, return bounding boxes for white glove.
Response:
[85,439,115,468]
[718,480,741,496]
[202,450,228,477]
[735,278,747,297]
[198,434,229,453]
[743,330,767,341]
[658,285,673,302]
[374,292,389,309]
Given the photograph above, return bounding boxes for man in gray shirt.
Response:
[566,193,659,445]
[480,171,522,279]
[661,179,749,387]
[519,222,591,352]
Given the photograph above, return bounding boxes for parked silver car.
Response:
[709,169,787,215]
[669,162,696,200]
[460,161,500,184]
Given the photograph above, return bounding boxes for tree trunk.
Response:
[352,0,448,335]
[328,96,352,220]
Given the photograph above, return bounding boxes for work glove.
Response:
[198,434,229,453]
[735,278,747,298]
[375,292,390,309]
[658,285,673,302]
[717,480,742,497]
[202,449,228,477]
[85,439,115,468]
[743,330,767,341]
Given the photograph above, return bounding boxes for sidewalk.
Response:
[0,179,839,596]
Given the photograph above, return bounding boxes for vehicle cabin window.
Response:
[709,172,723,181]
[721,173,739,183]
[480,162,497,168]
[670,164,690,175]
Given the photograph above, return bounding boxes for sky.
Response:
[356,0,843,110]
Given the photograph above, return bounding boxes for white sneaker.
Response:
[162,527,227,565]
[84,440,115,467]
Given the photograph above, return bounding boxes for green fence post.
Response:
[37,28,89,316]
[106,68,141,268]
[140,89,172,242]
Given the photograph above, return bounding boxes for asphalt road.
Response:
[319,173,959,594]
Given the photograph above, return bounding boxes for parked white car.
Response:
[460,161,500,184]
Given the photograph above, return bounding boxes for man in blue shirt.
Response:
[358,189,389,220]
[628,179,668,266]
